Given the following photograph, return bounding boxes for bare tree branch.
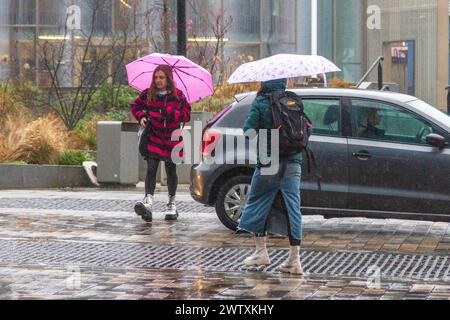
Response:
[186,4,233,80]
[35,0,157,130]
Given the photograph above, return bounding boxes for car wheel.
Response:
[215,176,252,231]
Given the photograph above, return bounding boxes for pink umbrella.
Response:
[126,53,214,104]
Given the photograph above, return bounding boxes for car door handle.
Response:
[352,152,372,159]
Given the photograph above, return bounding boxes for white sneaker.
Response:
[164,196,179,221]
[243,237,271,266]
[134,195,153,222]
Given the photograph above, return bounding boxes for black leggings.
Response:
[145,157,178,197]
[255,232,301,247]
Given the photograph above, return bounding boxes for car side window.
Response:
[351,99,439,145]
[302,99,341,136]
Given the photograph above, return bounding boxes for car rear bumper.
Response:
[190,164,209,205]
[190,162,256,206]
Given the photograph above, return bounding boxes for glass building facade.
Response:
[0,0,149,86]
[365,0,448,108]
[0,0,448,108]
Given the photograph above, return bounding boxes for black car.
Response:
[190,88,450,231]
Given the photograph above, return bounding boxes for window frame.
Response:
[300,96,344,138]
[348,98,450,146]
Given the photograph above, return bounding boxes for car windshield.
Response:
[407,99,450,130]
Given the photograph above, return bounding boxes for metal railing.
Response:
[356,56,385,90]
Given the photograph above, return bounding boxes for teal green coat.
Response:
[243,79,302,165]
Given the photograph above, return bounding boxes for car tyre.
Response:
[215,175,252,231]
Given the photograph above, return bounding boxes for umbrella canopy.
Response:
[126,53,214,104]
[227,54,341,84]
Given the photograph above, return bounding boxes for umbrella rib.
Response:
[132,60,205,71]
[173,66,199,69]
[133,58,187,69]
[161,57,180,69]
[129,83,144,93]
[136,60,198,69]
[129,70,155,85]
[172,59,181,67]
[135,60,163,66]
[172,68,192,102]
[174,67,214,92]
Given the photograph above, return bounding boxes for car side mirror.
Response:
[426,133,449,149]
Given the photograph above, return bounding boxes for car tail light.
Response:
[202,130,221,157]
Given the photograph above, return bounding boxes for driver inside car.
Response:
[358,107,386,139]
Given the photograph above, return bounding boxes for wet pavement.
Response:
[1,188,450,300]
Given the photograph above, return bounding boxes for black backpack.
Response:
[269,91,311,157]
[268,91,322,190]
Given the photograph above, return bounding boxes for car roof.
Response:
[235,88,450,132]
[236,88,417,105]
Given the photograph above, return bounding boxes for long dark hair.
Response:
[147,65,178,101]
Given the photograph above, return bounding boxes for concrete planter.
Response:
[0,164,92,189]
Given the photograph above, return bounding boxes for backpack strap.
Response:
[268,92,285,129]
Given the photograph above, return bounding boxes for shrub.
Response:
[0,85,31,121]
[58,150,94,166]
[69,111,131,150]
[0,115,31,163]
[104,110,130,121]
[328,77,355,88]
[19,114,68,165]
[9,80,45,111]
[0,113,68,165]
[90,84,138,112]
[213,82,260,100]
[0,136,6,162]
[192,96,234,113]
[11,160,27,164]
[191,82,260,113]
[70,115,106,151]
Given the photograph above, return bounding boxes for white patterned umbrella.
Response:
[227,54,341,84]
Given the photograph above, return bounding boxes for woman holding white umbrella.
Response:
[229,54,340,275]
[238,77,306,275]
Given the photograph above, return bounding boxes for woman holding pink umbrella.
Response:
[127,53,213,223]
[131,64,191,222]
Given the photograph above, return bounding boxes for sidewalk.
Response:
[89,182,191,192]
[0,189,449,300]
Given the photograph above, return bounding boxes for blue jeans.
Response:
[238,161,302,241]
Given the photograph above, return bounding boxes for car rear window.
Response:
[213,103,252,128]
[208,103,234,125]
